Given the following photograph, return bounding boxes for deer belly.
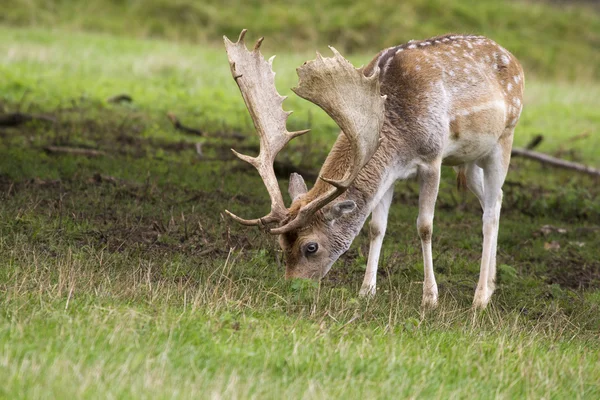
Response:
[442,102,506,165]
[442,134,500,165]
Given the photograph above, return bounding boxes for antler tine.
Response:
[223,30,309,227]
[270,46,387,234]
[254,37,264,51]
[224,210,280,227]
[237,29,247,43]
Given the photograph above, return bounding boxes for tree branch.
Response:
[511,148,600,177]
[167,112,203,136]
[44,146,106,157]
[0,113,56,127]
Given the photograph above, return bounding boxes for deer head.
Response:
[224,30,386,279]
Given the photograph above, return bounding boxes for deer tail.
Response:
[456,166,467,192]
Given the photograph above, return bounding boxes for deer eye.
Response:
[305,242,319,255]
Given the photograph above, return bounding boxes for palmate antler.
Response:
[224,30,386,234]
[223,30,309,227]
[270,48,387,234]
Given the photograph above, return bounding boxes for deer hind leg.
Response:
[465,163,485,210]
[465,163,498,293]
[417,160,442,308]
[359,185,395,297]
[473,133,513,309]
[454,162,485,208]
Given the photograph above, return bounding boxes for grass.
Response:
[0,10,600,400]
[1,27,599,162]
[2,0,600,79]
[3,270,599,398]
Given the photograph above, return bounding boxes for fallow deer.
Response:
[224,30,524,309]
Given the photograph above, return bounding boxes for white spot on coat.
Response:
[454,100,506,118]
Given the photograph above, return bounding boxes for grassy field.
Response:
[1,2,600,398]
[3,0,600,79]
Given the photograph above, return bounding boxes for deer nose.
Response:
[285,268,316,280]
[284,269,297,280]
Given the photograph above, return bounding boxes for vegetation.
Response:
[0,1,599,398]
[2,0,600,79]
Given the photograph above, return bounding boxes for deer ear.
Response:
[288,173,308,202]
[325,200,357,221]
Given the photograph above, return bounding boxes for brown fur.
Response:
[270,34,524,280]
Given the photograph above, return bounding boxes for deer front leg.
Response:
[417,161,441,308]
[359,186,395,297]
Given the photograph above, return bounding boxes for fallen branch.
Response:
[91,173,120,185]
[44,146,106,157]
[107,94,133,104]
[511,148,600,177]
[0,112,56,127]
[167,112,203,136]
[89,173,143,190]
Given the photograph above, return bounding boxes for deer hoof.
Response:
[472,288,492,309]
[421,290,439,309]
[359,284,376,298]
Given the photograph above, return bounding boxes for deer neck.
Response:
[305,129,407,219]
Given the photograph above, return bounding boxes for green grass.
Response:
[3,268,599,398]
[2,0,600,79]
[1,27,599,163]
[1,17,600,400]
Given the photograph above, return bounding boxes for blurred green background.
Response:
[3,0,600,79]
